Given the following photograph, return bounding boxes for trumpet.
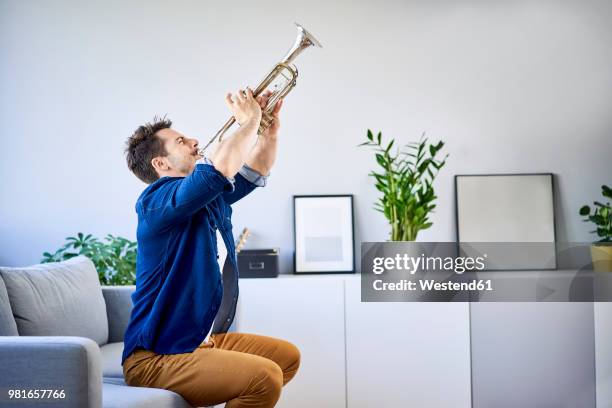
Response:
[198,22,322,154]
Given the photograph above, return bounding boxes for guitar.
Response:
[235,228,250,253]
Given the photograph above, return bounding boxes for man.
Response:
[121,88,300,408]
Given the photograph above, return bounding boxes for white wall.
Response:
[1,0,611,272]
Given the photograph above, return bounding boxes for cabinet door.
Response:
[344,277,472,408]
[471,302,595,408]
[235,277,346,408]
[596,303,612,408]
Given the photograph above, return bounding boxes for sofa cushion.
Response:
[102,286,135,343]
[0,256,109,345]
[102,382,192,408]
[101,342,125,378]
[0,275,18,335]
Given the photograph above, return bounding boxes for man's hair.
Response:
[125,116,173,184]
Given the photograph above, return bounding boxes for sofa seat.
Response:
[101,342,194,407]
[103,382,192,408]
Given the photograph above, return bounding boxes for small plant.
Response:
[579,185,612,243]
[42,233,137,285]
[358,130,448,241]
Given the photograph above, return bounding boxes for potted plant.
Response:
[358,130,448,241]
[580,185,612,272]
[42,233,137,285]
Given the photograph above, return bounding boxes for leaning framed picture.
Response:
[454,173,557,270]
[293,195,355,274]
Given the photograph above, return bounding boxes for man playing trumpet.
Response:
[121,88,300,408]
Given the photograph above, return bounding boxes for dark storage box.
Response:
[238,248,279,278]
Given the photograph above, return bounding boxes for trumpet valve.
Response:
[258,111,275,135]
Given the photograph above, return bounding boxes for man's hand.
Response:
[256,90,283,139]
[241,90,283,177]
[225,88,262,126]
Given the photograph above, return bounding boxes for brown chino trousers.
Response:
[123,332,301,408]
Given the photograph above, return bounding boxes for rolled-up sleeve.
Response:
[238,163,268,187]
[216,161,269,206]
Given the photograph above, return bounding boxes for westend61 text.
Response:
[373,279,493,291]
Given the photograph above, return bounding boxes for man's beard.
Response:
[168,155,197,176]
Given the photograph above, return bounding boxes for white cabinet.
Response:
[235,276,472,408]
[344,277,472,408]
[235,275,601,407]
[235,276,347,408]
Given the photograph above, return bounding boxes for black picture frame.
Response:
[292,194,356,274]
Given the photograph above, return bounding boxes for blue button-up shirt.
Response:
[121,158,267,365]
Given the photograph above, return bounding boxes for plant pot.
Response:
[591,243,612,272]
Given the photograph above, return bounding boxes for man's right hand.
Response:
[225,88,262,126]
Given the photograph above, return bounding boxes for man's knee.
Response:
[282,342,301,385]
[287,342,301,370]
[255,361,284,400]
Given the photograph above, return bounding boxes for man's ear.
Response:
[151,156,169,173]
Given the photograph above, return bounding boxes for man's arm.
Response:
[219,165,266,205]
[140,89,262,230]
[244,137,277,177]
[221,93,282,205]
[139,161,234,231]
[244,95,283,178]
[210,88,262,179]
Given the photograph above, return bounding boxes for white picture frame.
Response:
[293,195,355,274]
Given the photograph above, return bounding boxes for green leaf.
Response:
[579,205,590,216]
[429,144,437,156]
[589,214,605,225]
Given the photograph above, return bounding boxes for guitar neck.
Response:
[236,227,250,253]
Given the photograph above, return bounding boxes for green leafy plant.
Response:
[358,130,448,241]
[42,233,137,285]
[579,185,612,243]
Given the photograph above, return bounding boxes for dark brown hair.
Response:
[125,116,172,184]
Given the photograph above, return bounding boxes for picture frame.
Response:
[293,195,355,274]
[454,173,558,270]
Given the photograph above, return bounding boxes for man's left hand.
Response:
[256,90,283,139]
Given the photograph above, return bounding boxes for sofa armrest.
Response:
[102,285,135,343]
[0,336,102,408]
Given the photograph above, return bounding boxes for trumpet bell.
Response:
[282,23,323,65]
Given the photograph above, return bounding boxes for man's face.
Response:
[154,128,200,177]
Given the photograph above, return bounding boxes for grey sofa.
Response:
[0,256,192,408]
